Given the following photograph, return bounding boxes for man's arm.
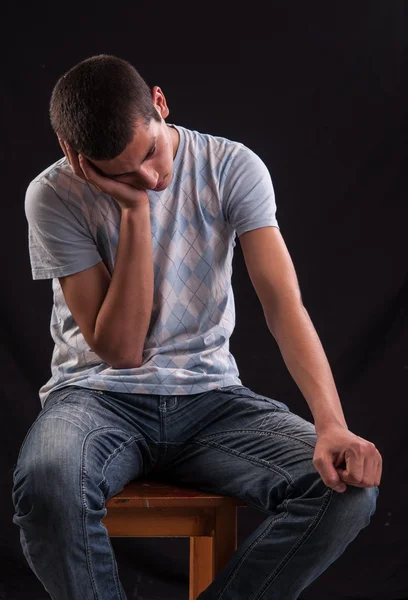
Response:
[239,225,348,434]
[59,204,153,369]
[240,225,383,492]
[58,141,154,369]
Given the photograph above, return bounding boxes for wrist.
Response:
[315,419,349,436]
[120,199,150,214]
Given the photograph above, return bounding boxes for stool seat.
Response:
[106,479,246,507]
[103,480,248,599]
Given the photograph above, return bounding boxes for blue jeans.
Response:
[12,384,379,599]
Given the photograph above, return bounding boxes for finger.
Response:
[376,459,382,486]
[79,155,130,197]
[57,136,68,160]
[58,137,74,167]
[377,451,383,481]
[64,143,84,179]
[344,448,366,484]
[357,448,382,488]
[314,458,346,492]
[371,455,381,486]
[78,155,103,192]
[361,456,377,487]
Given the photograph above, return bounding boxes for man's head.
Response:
[50,54,178,191]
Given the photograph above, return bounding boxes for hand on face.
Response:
[58,137,149,211]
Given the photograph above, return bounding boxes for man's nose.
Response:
[139,166,159,189]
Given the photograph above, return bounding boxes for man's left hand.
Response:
[312,425,382,493]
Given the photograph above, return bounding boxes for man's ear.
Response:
[152,86,170,119]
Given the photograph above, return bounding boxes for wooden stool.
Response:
[103,480,248,600]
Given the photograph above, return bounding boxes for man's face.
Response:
[89,115,177,192]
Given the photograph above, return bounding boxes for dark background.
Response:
[2,3,407,599]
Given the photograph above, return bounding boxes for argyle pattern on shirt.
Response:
[25,124,279,405]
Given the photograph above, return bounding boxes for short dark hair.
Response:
[49,54,161,160]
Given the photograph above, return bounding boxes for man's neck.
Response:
[168,124,180,160]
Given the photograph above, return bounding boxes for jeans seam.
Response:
[193,438,295,496]
[19,529,57,600]
[190,436,329,599]
[159,403,168,453]
[98,434,145,496]
[217,509,289,600]
[253,488,333,600]
[197,428,317,452]
[216,486,333,600]
[81,427,132,600]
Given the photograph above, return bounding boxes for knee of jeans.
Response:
[339,485,379,530]
[14,457,78,517]
[13,425,83,518]
[364,485,380,517]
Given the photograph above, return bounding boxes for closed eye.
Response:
[144,145,156,161]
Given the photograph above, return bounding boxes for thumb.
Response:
[316,459,347,493]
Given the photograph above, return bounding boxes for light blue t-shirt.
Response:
[25,124,279,406]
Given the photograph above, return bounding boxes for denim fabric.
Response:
[12,385,379,599]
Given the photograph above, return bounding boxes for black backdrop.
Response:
[2,3,407,599]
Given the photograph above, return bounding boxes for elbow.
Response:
[91,342,143,369]
[109,357,143,370]
[108,349,143,369]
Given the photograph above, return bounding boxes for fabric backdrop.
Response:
[2,4,406,599]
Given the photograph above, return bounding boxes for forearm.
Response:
[93,204,153,368]
[265,299,348,434]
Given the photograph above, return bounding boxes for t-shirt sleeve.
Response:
[25,179,103,280]
[222,145,279,236]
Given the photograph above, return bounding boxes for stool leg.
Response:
[189,536,214,600]
[189,506,238,600]
[213,506,238,576]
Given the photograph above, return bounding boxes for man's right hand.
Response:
[58,137,149,211]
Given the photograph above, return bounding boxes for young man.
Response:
[12,54,382,600]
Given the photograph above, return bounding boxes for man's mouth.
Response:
[153,176,166,191]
